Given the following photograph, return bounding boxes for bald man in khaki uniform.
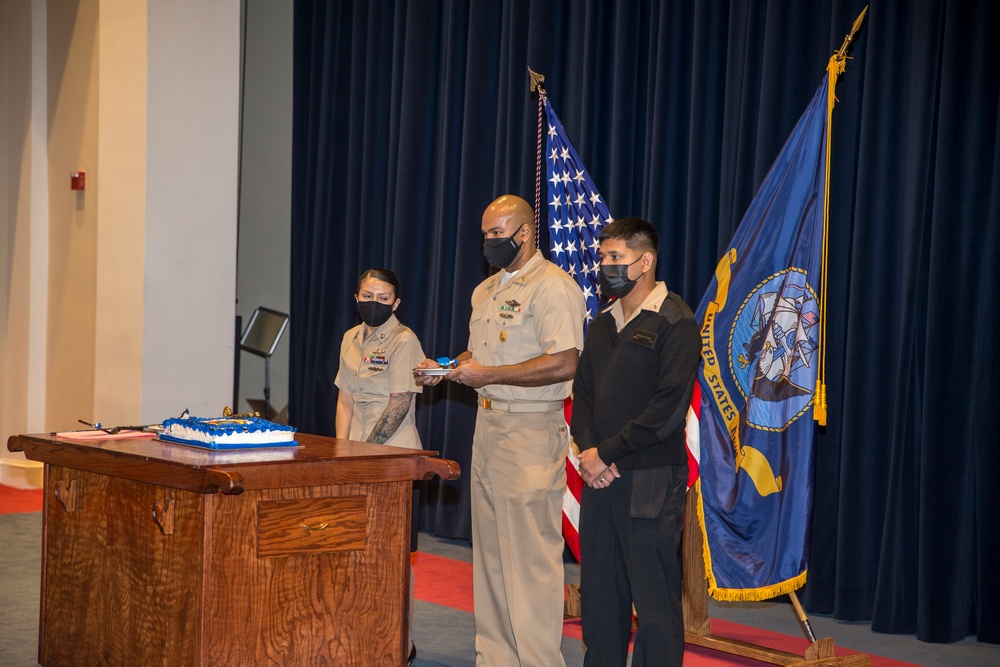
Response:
[417,195,585,667]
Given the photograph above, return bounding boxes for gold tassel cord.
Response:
[815,6,867,426]
[814,56,837,427]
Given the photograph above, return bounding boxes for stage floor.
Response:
[2,485,997,666]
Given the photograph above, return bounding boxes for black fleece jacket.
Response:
[571,291,700,470]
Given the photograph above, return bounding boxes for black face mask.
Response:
[599,257,643,299]
[357,300,394,328]
[483,225,525,269]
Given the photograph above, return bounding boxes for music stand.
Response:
[239,307,289,420]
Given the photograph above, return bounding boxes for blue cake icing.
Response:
[162,415,296,435]
[160,415,297,450]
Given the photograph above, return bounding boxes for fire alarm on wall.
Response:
[71,171,85,191]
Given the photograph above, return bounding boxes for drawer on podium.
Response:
[257,495,368,557]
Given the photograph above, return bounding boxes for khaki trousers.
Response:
[471,407,568,667]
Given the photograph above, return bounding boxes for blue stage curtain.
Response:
[290,0,1000,643]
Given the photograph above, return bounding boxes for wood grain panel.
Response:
[39,465,204,667]
[257,495,367,557]
[202,483,410,666]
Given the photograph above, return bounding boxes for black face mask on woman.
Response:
[483,225,525,269]
[357,300,393,328]
[599,257,643,299]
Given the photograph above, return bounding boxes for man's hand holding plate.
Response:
[414,359,444,386]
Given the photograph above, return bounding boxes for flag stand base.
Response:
[682,488,872,666]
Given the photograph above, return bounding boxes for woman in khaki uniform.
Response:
[334,268,425,665]
[335,268,425,449]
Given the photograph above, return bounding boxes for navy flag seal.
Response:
[730,268,819,432]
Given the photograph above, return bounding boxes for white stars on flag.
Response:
[543,97,613,327]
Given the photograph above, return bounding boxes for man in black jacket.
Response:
[572,217,700,667]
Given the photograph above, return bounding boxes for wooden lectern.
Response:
[7,432,460,667]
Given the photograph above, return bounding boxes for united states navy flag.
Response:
[694,74,831,600]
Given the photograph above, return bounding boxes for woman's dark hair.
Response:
[356,268,400,299]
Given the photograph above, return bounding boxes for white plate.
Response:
[414,367,453,376]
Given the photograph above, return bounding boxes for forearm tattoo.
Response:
[365,392,412,444]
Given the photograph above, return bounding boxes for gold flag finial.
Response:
[835,6,868,63]
[528,67,545,94]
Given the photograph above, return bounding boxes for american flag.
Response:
[541,96,700,562]
[544,99,613,325]
[542,98,609,561]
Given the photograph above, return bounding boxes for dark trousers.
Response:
[579,464,687,667]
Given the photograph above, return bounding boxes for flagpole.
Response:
[791,4,868,643]
[528,66,622,576]
[789,591,817,643]
[528,65,587,593]
[529,67,546,249]
[834,6,868,63]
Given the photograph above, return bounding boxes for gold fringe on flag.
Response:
[696,479,809,602]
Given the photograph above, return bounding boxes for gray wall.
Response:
[236,0,293,421]
[142,0,242,424]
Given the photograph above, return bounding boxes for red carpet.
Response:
[412,551,919,667]
[0,485,43,514]
[413,550,476,613]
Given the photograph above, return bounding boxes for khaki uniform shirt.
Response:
[335,314,425,449]
[468,251,586,402]
[609,281,669,331]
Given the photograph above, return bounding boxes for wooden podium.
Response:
[7,431,460,667]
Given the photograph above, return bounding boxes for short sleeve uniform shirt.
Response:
[468,251,586,402]
[335,314,425,449]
